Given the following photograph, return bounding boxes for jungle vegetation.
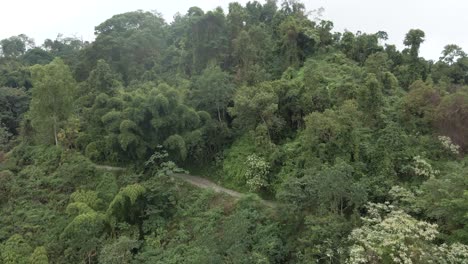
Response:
[1,1,468,263]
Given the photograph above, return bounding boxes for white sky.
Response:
[1,0,467,60]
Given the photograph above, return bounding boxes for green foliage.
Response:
[0,234,33,264]
[107,183,146,228]
[340,31,384,64]
[0,87,29,136]
[0,34,34,58]
[136,193,285,263]
[434,88,468,151]
[97,173,119,203]
[302,100,367,163]
[29,246,49,264]
[278,159,367,215]
[190,65,234,121]
[163,134,187,161]
[77,59,121,107]
[29,58,76,145]
[302,54,363,112]
[82,82,213,163]
[61,211,106,263]
[84,11,167,83]
[404,29,425,58]
[70,190,103,211]
[298,214,351,262]
[358,73,384,122]
[2,2,468,263]
[222,134,257,188]
[0,123,12,150]
[402,80,440,132]
[99,236,139,264]
[229,81,281,137]
[419,162,468,243]
[21,48,53,66]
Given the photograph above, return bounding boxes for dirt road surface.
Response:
[173,173,243,198]
[94,164,276,207]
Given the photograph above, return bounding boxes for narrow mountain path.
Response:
[173,173,243,198]
[94,164,277,207]
[94,164,126,171]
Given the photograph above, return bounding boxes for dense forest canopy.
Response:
[1,0,468,263]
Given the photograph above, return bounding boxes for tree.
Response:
[440,44,466,65]
[0,34,34,58]
[187,8,229,73]
[107,183,146,230]
[61,211,106,263]
[29,58,76,145]
[98,236,138,264]
[191,65,234,121]
[0,234,33,264]
[21,47,54,65]
[419,163,468,243]
[400,29,428,87]
[86,59,120,95]
[278,159,367,215]
[278,15,316,69]
[402,80,440,132]
[0,123,12,150]
[340,31,384,64]
[0,60,33,88]
[348,202,468,263]
[244,154,270,191]
[0,87,29,135]
[85,11,167,83]
[302,100,366,162]
[229,81,281,138]
[29,247,49,264]
[358,73,384,123]
[403,29,425,59]
[62,190,108,263]
[364,52,393,78]
[77,59,121,107]
[434,89,468,151]
[232,25,274,84]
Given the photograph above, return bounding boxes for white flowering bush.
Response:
[348,202,468,264]
[432,243,468,264]
[411,156,439,178]
[244,154,270,191]
[348,203,438,264]
[438,135,461,155]
[388,186,421,214]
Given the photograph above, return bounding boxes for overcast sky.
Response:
[1,0,466,60]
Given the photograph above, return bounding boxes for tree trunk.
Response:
[217,103,222,122]
[53,115,58,146]
[260,114,271,139]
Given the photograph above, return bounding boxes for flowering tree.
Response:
[348,202,468,263]
[244,154,270,191]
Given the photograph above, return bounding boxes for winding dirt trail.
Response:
[94,164,126,171]
[94,164,276,207]
[173,173,277,207]
[173,173,243,198]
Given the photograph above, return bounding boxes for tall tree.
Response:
[191,65,234,121]
[439,44,466,65]
[404,29,425,59]
[29,58,76,145]
[229,81,281,138]
[0,34,34,58]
